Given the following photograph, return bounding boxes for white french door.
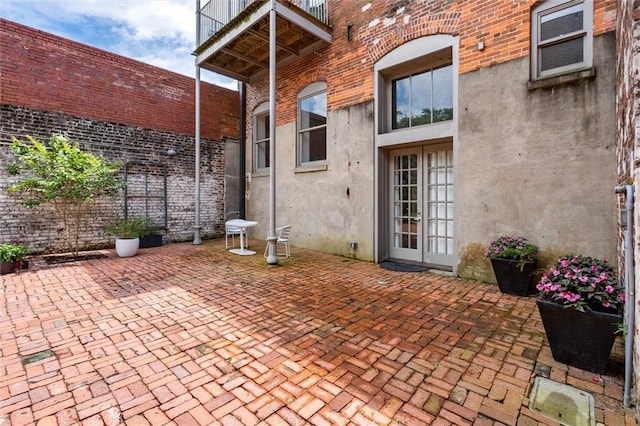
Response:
[389,145,454,268]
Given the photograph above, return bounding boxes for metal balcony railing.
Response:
[197,0,328,48]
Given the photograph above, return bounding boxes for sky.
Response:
[1,0,237,90]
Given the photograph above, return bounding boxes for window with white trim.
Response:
[253,103,269,172]
[531,0,593,80]
[298,82,327,165]
[392,64,453,130]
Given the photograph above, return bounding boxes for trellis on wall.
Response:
[123,161,168,229]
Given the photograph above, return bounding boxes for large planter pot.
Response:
[115,238,139,258]
[490,258,537,296]
[537,298,622,374]
[139,234,162,248]
[1,261,16,275]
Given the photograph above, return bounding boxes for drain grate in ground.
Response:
[529,377,594,426]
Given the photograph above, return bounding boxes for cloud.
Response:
[0,0,237,89]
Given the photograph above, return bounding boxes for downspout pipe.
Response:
[615,184,635,408]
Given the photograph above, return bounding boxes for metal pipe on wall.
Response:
[615,184,635,408]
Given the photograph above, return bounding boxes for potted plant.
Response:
[485,235,539,296]
[0,241,28,274]
[536,255,624,373]
[104,217,148,257]
[137,217,163,249]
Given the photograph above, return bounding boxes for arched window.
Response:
[297,82,327,166]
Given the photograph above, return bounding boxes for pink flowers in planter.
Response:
[537,255,624,313]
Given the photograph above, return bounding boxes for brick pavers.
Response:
[1,240,636,425]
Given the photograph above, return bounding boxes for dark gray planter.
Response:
[490,258,537,296]
[139,234,162,248]
[537,298,621,374]
[1,261,16,275]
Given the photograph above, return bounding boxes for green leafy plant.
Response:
[7,134,124,257]
[485,236,538,261]
[0,242,28,263]
[537,255,624,313]
[104,217,153,239]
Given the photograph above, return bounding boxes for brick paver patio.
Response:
[1,240,636,425]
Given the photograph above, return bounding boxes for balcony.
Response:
[194,0,331,83]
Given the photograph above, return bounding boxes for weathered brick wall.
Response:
[0,19,240,254]
[0,18,239,141]
[0,105,228,253]
[616,0,640,413]
[247,0,616,119]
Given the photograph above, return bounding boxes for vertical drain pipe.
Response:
[615,184,635,408]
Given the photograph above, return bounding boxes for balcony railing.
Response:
[197,0,328,48]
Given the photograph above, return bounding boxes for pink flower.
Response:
[560,259,569,267]
[591,265,599,271]
[552,268,560,276]
[579,276,589,283]
[620,294,626,302]
[602,301,611,308]
[600,272,609,280]
[605,285,614,294]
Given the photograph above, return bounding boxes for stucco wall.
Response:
[457,33,617,281]
[245,102,375,259]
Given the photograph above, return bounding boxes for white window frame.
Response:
[374,35,457,148]
[531,0,593,80]
[253,102,270,173]
[297,81,327,167]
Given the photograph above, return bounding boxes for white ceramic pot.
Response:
[115,238,139,257]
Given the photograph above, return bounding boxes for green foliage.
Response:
[7,134,124,256]
[0,242,27,263]
[105,217,156,239]
[485,236,538,261]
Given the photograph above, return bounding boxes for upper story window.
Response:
[531,0,593,80]
[298,82,327,166]
[253,103,269,173]
[392,65,453,130]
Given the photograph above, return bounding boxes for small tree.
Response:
[7,134,124,256]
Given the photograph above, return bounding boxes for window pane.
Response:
[392,76,410,129]
[300,92,327,130]
[256,114,269,140]
[540,37,584,71]
[256,141,269,169]
[433,65,453,123]
[300,127,326,162]
[411,71,431,126]
[541,5,583,41]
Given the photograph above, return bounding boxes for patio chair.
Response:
[264,225,291,258]
[225,211,246,249]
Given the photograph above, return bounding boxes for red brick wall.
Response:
[0,18,239,141]
[247,0,616,120]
